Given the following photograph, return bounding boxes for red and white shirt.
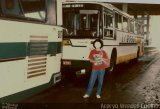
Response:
[89,49,108,70]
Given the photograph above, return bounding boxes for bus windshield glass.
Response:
[63,9,100,38]
[21,0,46,21]
[0,0,47,22]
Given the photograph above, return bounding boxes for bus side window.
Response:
[130,20,134,33]
[123,16,129,32]
[105,14,113,28]
[136,23,143,35]
[115,13,122,30]
[1,0,22,16]
[134,22,138,34]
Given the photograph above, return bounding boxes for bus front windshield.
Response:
[63,10,100,38]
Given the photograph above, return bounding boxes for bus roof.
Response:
[63,1,134,19]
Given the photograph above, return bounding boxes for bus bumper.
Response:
[61,60,92,75]
[62,60,92,69]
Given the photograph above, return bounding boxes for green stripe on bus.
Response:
[56,42,62,53]
[0,43,27,59]
[48,42,62,56]
[0,42,62,60]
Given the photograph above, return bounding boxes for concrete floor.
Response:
[21,47,160,109]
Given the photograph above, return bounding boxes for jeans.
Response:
[86,69,105,96]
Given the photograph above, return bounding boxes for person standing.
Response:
[83,39,109,99]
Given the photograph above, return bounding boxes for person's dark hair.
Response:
[93,39,104,49]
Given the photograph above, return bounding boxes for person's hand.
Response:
[102,58,110,64]
[102,58,108,61]
[89,59,96,63]
[96,60,102,63]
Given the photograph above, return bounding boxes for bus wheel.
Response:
[109,48,117,72]
[132,47,140,63]
[106,48,117,90]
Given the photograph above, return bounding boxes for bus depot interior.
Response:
[1,0,160,104]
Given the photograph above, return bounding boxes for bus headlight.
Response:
[63,39,71,46]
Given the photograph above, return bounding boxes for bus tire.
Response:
[131,47,140,63]
[109,48,117,72]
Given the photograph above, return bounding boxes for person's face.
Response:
[94,42,101,49]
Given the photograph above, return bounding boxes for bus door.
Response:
[103,9,114,40]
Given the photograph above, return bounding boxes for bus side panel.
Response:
[116,32,138,64]
[116,46,138,64]
[0,19,62,98]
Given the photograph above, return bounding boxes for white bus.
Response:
[62,1,144,75]
[0,0,63,102]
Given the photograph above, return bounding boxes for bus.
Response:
[62,1,144,76]
[0,0,63,102]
